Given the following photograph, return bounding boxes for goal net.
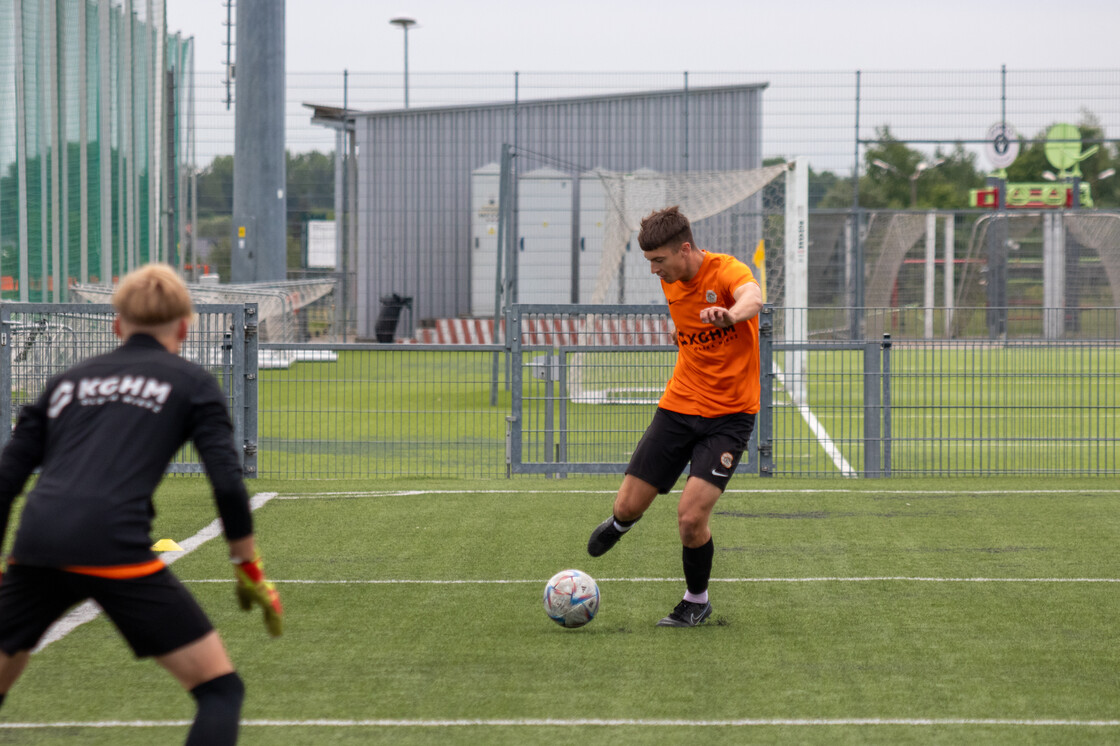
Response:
[564,159,810,404]
[587,163,791,306]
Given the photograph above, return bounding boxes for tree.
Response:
[818,126,985,209]
[284,151,336,269]
[196,155,234,217]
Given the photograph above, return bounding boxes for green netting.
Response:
[0,0,190,301]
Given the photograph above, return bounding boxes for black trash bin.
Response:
[375,293,413,343]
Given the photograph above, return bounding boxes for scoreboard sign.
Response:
[970,181,1093,209]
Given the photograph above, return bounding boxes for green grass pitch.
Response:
[2,476,1119,744]
[253,346,1120,479]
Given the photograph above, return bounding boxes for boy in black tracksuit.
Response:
[0,263,282,745]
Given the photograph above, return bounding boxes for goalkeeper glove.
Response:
[234,553,283,637]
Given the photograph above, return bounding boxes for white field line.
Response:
[272,488,1120,499]
[772,361,856,477]
[180,576,1120,585]
[3,717,1120,729]
[31,492,278,654]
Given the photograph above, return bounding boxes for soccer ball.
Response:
[543,569,599,628]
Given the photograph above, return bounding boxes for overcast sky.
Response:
[167,0,1120,74]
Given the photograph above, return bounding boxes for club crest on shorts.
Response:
[705,290,718,304]
[720,452,734,469]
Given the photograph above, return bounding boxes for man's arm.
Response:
[188,372,282,635]
[228,535,258,564]
[0,399,49,558]
[189,373,254,541]
[699,281,763,329]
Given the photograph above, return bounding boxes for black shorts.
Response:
[627,407,756,494]
[0,565,214,658]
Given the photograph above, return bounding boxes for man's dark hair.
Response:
[638,205,695,252]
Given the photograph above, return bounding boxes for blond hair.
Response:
[111,263,193,326]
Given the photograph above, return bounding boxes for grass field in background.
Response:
[2,476,1119,744]
[254,345,1120,479]
[560,346,1120,475]
[257,350,512,476]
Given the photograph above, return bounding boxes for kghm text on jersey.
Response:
[677,325,737,347]
[48,376,173,418]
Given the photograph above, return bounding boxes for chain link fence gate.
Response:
[505,304,895,479]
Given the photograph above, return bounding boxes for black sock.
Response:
[682,538,715,596]
[186,672,244,746]
[613,514,638,530]
[0,692,6,710]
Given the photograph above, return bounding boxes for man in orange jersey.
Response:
[0,264,282,745]
[587,206,762,627]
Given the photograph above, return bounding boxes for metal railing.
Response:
[3,303,1117,478]
[0,303,258,476]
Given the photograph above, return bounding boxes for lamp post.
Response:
[872,157,945,207]
[909,158,945,207]
[389,16,416,108]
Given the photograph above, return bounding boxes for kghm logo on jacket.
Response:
[48,376,173,418]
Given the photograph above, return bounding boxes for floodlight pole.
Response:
[389,17,416,108]
[909,159,944,208]
[873,157,944,208]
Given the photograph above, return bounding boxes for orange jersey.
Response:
[659,252,760,416]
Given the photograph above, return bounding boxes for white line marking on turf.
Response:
[272,488,1120,499]
[32,492,278,654]
[180,576,1120,585]
[4,717,1120,729]
[772,360,856,477]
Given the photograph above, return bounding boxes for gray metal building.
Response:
[349,83,766,335]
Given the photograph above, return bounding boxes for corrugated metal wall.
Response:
[354,84,765,334]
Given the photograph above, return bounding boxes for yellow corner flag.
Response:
[752,239,767,302]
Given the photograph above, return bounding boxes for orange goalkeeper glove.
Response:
[234,553,283,637]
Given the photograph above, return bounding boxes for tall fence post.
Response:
[758,305,774,476]
[242,303,259,478]
[863,340,882,477]
[229,304,247,474]
[557,349,568,478]
[881,333,892,477]
[544,350,554,477]
[507,304,523,473]
[0,308,10,449]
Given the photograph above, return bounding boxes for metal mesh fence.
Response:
[765,306,1120,477]
[208,69,1120,181]
[255,342,510,479]
[880,338,1119,476]
[0,302,252,474]
[1,302,1116,478]
[185,68,1120,338]
[257,339,1120,479]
